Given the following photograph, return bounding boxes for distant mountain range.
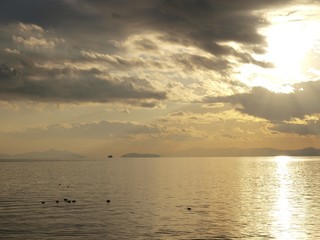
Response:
[0,149,85,160]
[1,147,320,160]
[171,147,320,157]
[121,153,161,158]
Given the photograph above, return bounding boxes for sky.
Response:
[1,0,320,157]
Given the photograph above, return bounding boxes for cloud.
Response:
[204,80,320,121]
[4,48,21,55]
[272,120,320,136]
[1,22,65,51]
[0,22,168,106]
[13,35,59,49]
[173,53,231,72]
[80,50,144,69]
[6,120,162,139]
[0,0,290,62]
[5,119,204,141]
[17,22,44,32]
[134,38,159,51]
[156,109,268,142]
[0,0,298,107]
[0,63,166,104]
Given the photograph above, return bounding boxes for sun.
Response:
[263,11,318,83]
[236,5,320,93]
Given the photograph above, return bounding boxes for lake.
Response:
[1,157,320,239]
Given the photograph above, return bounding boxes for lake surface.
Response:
[1,156,320,239]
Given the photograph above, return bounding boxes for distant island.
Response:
[0,149,85,160]
[121,153,161,158]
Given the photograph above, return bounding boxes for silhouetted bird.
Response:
[64,198,68,201]
[72,200,76,203]
[67,200,71,203]
[41,201,45,204]
[106,200,111,203]
[187,207,191,211]
[56,200,59,203]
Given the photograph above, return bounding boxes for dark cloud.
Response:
[134,38,159,51]
[0,63,18,80]
[173,53,231,72]
[272,119,320,136]
[204,80,320,121]
[0,24,167,106]
[0,0,293,60]
[80,50,145,69]
[0,63,166,104]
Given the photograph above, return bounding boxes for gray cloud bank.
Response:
[0,63,166,105]
[0,0,292,49]
[204,80,320,121]
[0,0,296,105]
[204,80,320,136]
[272,119,320,136]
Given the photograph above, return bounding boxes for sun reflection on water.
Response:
[275,156,292,239]
[272,156,305,240]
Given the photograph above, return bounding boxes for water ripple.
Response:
[1,157,320,239]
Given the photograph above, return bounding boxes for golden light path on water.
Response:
[272,156,306,239]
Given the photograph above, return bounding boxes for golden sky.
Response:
[1,0,320,157]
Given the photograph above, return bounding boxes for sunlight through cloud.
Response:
[237,5,320,93]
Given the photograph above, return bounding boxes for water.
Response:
[1,157,320,239]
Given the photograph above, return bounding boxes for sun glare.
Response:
[264,17,318,82]
[237,6,320,93]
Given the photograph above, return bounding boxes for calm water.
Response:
[1,157,320,239]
